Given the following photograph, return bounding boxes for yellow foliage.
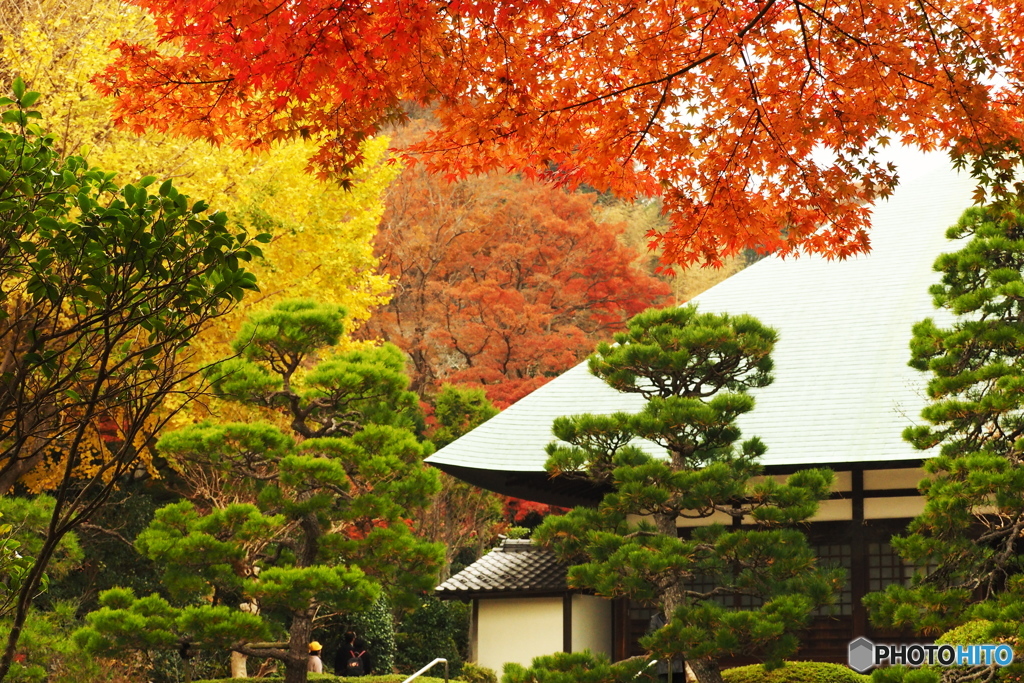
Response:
[2,0,396,344]
[2,0,400,485]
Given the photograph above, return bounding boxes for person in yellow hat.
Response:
[307,641,324,673]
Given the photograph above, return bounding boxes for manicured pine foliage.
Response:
[534,306,839,683]
[865,199,1024,683]
[75,301,443,683]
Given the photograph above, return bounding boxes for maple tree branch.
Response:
[913,0,987,148]
[546,0,777,135]
[545,51,720,114]
[792,1,870,49]
[793,2,823,92]
[737,0,780,40]
[627,80,671,162]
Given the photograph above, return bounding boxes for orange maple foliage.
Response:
[363,168,673,407]
[96,0,1023,265]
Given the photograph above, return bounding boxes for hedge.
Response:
[194,675,451,683]
[723,661,870,683]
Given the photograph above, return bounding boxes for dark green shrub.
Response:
[395,596,469,677]
[869,665,939,683]
[347,596,397,674]
[723,661,871,683]
[150,648,229,683]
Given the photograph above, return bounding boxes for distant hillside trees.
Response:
[365,166,673,408]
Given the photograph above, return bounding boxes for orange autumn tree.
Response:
[363,168,672,408]
[98,0,1024,266]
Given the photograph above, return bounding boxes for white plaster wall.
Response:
[477,597,563,673]
[864,467,926,490]
[571,595,613,657]
[812,498,853,521]
[864,495,925,519]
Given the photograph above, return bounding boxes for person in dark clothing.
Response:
[335,630,373,677]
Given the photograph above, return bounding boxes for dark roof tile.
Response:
[435,539,567,598]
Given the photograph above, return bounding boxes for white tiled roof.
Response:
[425,154,974,474]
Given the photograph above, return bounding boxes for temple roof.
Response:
[425,155,975,506]
[435,539,567,598]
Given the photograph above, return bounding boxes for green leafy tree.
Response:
[76,301,443,683]
[534,307,839,683]
[0,600,111,683]
[0,78,261,680]
[864,200,1024,681]
[429,386,500,451]
[0,496,82,619]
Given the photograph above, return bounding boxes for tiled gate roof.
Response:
[435,539,567,598]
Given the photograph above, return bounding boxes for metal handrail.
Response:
[634,659,659,679]
[401,657,449,683]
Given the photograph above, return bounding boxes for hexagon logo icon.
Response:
[849,637,875,673]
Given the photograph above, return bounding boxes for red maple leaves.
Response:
[96,0,1024,265]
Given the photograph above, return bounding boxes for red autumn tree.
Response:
[97,0,1024,266]
[363,167,672,407]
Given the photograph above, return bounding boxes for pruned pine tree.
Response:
[864,201,1024,683]
[535,307,839,683]
[75,301,443,683]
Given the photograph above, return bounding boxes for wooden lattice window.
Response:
[814,543,853,616]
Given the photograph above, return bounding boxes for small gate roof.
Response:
[435,539,567,598]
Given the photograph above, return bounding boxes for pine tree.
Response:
[864,200,1024,674]
[75,301,443,683]
[535,307,839,683]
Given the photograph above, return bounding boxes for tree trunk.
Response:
[230,651,247,678]
[282,611,313,683]
[688,658,724,683]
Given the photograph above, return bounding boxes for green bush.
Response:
[723,661,871,683]
[936,620,995,645]
[0,601,109,683]
[395,596,469,677]
[194,676,450,683]
[349,596,397,674]
[460,661,498,683]
[502,650,650,683]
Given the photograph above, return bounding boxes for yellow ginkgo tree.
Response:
[1,0,397,338]
[1,0,401,491]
